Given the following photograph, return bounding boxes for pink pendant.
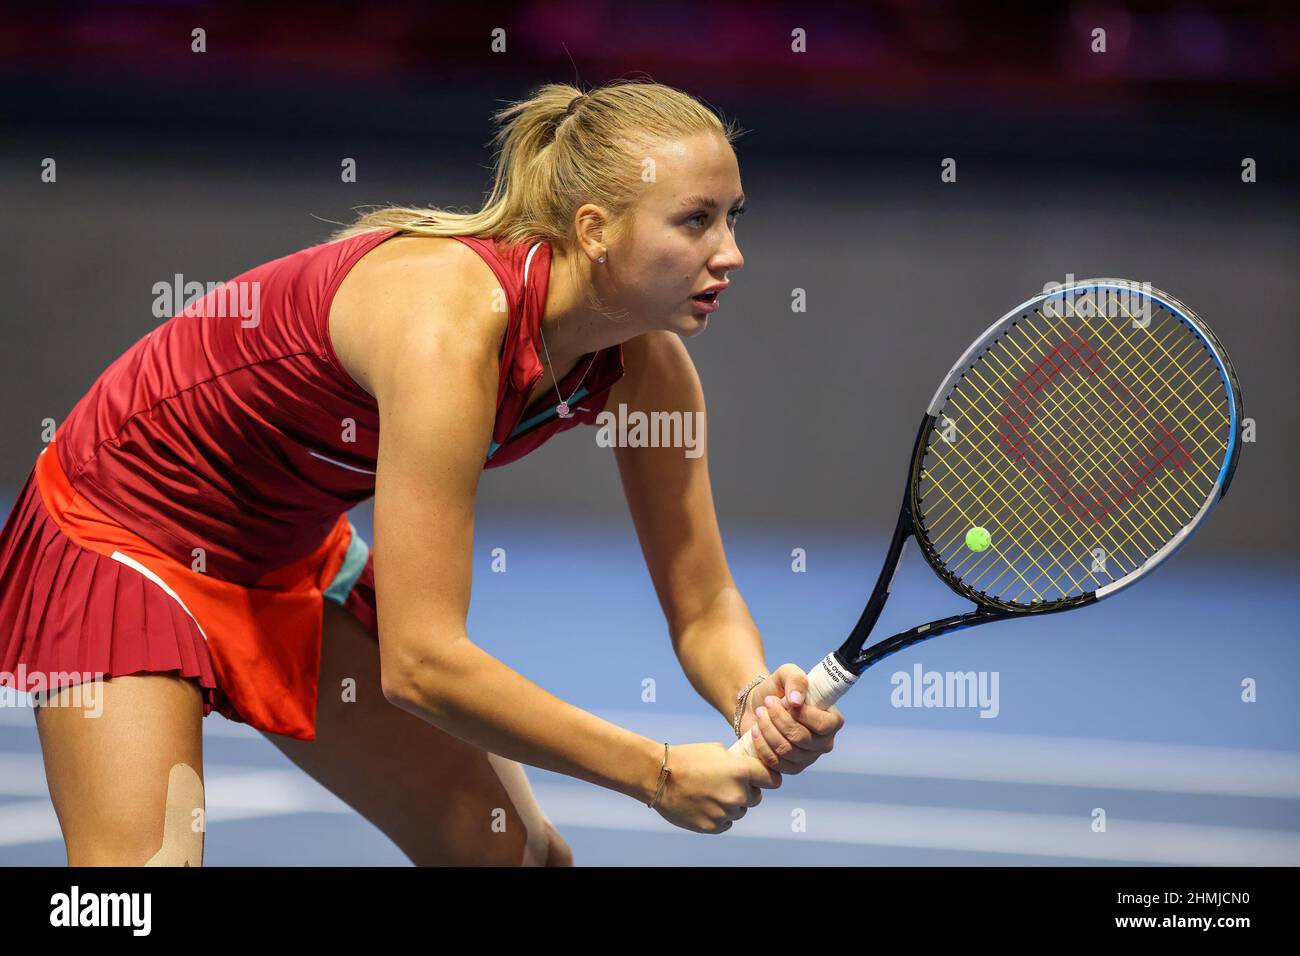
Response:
[556,402,572,418]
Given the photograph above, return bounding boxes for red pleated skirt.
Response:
[0,446,377,740]
[0,464,225,714]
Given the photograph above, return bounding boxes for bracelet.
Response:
[649,742,672,809]
[732,674,768,738]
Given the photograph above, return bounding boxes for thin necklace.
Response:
[537,321,599,418]
[532,247,605,419]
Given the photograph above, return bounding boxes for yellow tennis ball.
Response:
[966,526,991,551]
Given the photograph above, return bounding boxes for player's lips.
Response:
[690,282,728,312]
[690,292,720,313]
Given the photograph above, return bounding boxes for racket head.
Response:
[910,279,1243,613]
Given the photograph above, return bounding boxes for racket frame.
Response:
[834,279,1243,677]
[729,279,1243,755]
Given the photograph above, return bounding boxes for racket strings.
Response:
[969,332,1195,598]
[925,441,1093,599]
[926,344,1176,597]
[997,332,1190,522]
[1025,298,1227,517]
[930,306,1211,598]
[1038,297,1229,482]
[929,299,1225,601]
[917,290,1231,606]
[987,313,1218,552]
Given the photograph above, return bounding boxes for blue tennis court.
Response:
[3,504,1296,866]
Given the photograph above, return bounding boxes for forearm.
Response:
[670,585,770,725]
[387,635,663,804]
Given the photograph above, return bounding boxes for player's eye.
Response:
[687,208,745,228]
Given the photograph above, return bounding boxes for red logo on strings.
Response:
[996,332,1190,523]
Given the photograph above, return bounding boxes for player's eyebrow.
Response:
[677,193,746,210]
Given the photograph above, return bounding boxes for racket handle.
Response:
[726,652,858,757]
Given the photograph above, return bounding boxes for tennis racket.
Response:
[730,278,1243,758]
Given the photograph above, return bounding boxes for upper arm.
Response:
[364,265,504,692]
[609,332,735,638]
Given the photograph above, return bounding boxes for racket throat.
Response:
[853,609,1009,671]
[838,506,915,675]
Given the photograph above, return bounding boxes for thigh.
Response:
[261,600,566,866]
[35,674,206,866]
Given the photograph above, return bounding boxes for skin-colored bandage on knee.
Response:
[144,763,205,867]
[485,754,554,867]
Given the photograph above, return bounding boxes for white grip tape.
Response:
[726,653,858,757]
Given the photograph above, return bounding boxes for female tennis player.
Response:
[0,80,843,866]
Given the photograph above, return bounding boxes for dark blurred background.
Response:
[2,0,1299,869]
[2,0,1296,556]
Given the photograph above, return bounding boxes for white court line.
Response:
[4,758,1294,864]
[0,757,354,812]
[0,801,64,850]
[592,709,1300,799]
[0,760,354,850]
[0,754,51,797]
[4,699,1299,795]
[531,783,1300,866]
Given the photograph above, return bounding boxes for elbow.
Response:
[380,659,441,718]
[380,663,422,713]
[377,636,466,718]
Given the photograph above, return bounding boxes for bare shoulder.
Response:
[328,234,507,396]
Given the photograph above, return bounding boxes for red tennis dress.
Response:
[0,230,624,740]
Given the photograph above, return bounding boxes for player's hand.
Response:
[738,663,844,774]
[651,742,781,834]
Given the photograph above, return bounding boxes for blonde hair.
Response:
[332,79,741,249]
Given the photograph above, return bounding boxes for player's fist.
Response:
[738,663,844,773]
